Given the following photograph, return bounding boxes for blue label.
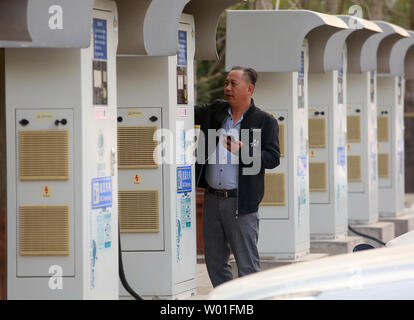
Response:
[337,146,346,166]
[91,177,112,209]
[297,155,307,177]
[180,194,192,229]
[93,19,107,60]
[177,166,192,193]
[97,211,112,251]
[177,30,187,66]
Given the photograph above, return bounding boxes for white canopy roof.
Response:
[0,0,95,48]
[226,10,348,72]
[117,0,241,58]
[387,30,414,77]
[375,21,410,74]
[308,16,381,73]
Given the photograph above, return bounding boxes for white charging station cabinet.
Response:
[226,10,347,259]
[117,14,197,300]
[307,30,349,240]
[340,17,408,224]
[402,33,414,215]
[307,17,382,239]
[6,0,120,299]
[377,28,414,217]
[114,0,241,299]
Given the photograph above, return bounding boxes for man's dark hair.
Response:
[230,66,258,86]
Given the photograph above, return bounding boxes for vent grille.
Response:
[19,130,69,180]
[261,172,285,206]
[347,115,361,142]
[279,123,285,157]
[119,190,160,233]
[378,153,390,178]
[118,126,158,169]
[309,117,326,148]
[309,162,327,192]
[20,205,69,256]
[377,116,389,142]
[348,155,362,182]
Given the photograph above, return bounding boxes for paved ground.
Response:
[406,193,414,208]
[191,263,214,300]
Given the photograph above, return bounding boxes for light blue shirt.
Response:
[206,107,246,190]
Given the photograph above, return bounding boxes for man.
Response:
[194,66,280,287]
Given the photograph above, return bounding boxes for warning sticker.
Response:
[132,174,141,185]
[42,186,52,198]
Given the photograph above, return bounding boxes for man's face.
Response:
[224,70,253,107]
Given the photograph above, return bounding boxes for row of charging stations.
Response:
[3,2,414,300]
[226,10,414,260]
[2,0,242,300]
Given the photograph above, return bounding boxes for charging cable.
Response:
[348,224,386,247]
[118,226,144,300]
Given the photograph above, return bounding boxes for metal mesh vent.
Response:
[309,118,326,148]
[347,115,361,142]
[279,123,285,157]
[309,162,327,192]
[20,205,69,256]
[347,155,362,182]
[118,126,158,169]
[378,153,390,178]
[377,116,389,142]
[261,172,285,206]
[119,190,160,233]
[19,130,69,180]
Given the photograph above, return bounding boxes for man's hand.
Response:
[222,135,243,154]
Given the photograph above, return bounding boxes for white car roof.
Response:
[386,230,414,247]
[208,243,414,300]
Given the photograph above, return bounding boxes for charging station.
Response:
[376,28,414,217]
[6,0,119,299]
[403,38,414,212]
[226,10,347,260]
[375,29,414,236]
[307,17,382,240]
[116,0,240,299]
[340,17,408,225]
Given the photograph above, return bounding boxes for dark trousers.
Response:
[202,191,260,288]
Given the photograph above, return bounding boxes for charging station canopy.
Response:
[0,0,94,48]
[116,0,240,59]
[225,10,348,72]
